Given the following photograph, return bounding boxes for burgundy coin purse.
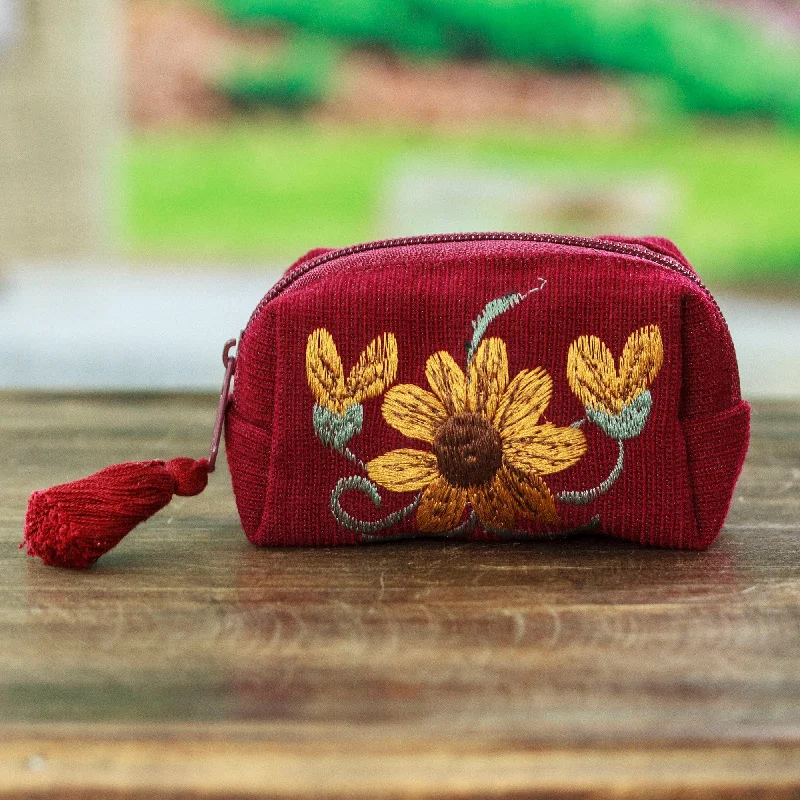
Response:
[24,233,751,568]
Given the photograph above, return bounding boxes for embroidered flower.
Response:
[365,338,587,532]
[307,328,398,451]
[566,326,663,440]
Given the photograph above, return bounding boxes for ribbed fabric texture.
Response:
[226,235,749,551]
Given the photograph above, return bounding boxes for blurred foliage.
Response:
[218,0,448,54]
[220,33,338,108]
[121,0,800,280]
[123,122,800,281]
[215,0,800,124]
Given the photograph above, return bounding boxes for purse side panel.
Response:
[680,289,751,547]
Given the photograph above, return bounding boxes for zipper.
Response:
[207,338,237,472]
[243,231,726,339]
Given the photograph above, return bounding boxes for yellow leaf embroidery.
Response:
[567,325,663,415]
[306,328,348,413]
[307,328,398,415]
[618,326,663,406]
[347,333,399,405]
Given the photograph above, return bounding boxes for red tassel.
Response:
[22,457,210,569]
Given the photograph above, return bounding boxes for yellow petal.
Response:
[503,423,587,476]
[499,465,559,525]
[467,337,509,418]
[381,384,447,443]
[566,334,620,414]
[416,477,467,532]
[493,367,552,440]
[618,325,663,406]
[366,448,439,492]
[347,332,398,404]
[306,328,347,413]
[426,351,467,415]
[468,472,516,530]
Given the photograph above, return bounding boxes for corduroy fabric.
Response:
[226,235,749,550]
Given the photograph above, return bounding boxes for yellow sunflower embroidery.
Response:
[365,337,587,532]
[567,325,663,415]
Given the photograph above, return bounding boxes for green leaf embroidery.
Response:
[312,402,364,451]
[466,278,546,365]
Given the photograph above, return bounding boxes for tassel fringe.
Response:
[22,457,210,569]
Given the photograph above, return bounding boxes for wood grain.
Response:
[0,392,798,798]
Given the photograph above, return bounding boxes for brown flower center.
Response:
[433,412,503,488]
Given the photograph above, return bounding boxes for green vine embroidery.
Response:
[306,283,663,542]
[466,278,546,365]
[330,475,420,535]
[557,439,624,506]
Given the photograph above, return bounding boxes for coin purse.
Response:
[23,233,751,568]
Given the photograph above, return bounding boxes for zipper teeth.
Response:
[244,231,721,335]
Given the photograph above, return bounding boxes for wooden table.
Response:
[1,393,798,798]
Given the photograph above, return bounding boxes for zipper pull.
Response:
[208,338,237,473]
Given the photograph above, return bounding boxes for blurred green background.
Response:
[120,0,800,282]
[126,124,800,280]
